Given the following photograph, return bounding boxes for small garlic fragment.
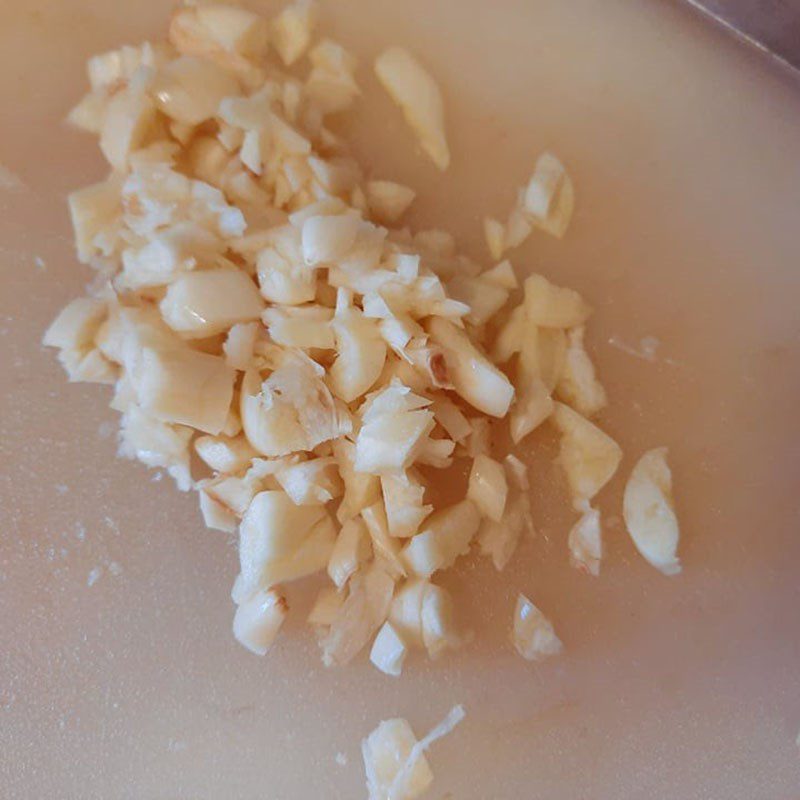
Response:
[159,269,265,337]
[272,0,316,66]
[374,47,450,171]
[568,504,602,576]
[328,517,372,589]
[233,588,288,656]
[524,273,591,329]
[194,433,257,474]
[623,448,681,576]
[467,454,508,523]
[512,594,562,661]
[366,181,416,224]
[402,500,479,579]
[552,402,622,509]
[556,326,607,417]
[370,621,407,677]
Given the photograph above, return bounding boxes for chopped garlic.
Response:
[129,345,235,435]
[427,318,514,418]
[381,472,432,539]
[556,327,607,417]
[366,181,416,224]
[321,565,395,667]
[467,455,508,522]
[233,588,288,655]
[194,433,257,474]
[478,495,526,571]
[272,0,316,66]
[308,585,345,627]
[483,217,505,261]
[623,448,681,576]
[568,504,602,576]
[223,321,259,370]
[420,583,460,659]
[552,402,622,509]
[238,490,329,595]
[402,500,479,579]
[370,621,407,677]
[160,269,264,337]
[524,274,591,329]
[512,594,562,661]
[374,47,450,171]
[275,457,342,505]
[362,705,465,800]
[328,517,372,589]
[43,298,107,352]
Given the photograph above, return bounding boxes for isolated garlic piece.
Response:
[363,705,465,800]
[467,454,508,522]
[198,488,237,533]
[478,495,526,571]
[233,588,288,656]
[159,269,265,337]
[374,47,450,171]
[426,318,514,418]
[568,504,603,576]
[402,500,479,579]
[512,594,562,661]
[623,448,681,576]
[68,176,122,263]
[556,326,607,417]
[362,718,434,800]
[523,152,567,221]
[552,402,622,509]
[370,621,408,677]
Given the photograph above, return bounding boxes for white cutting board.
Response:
[1,0,799,797]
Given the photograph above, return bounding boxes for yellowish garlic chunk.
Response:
[233,588,288,656]
[552,402,622,509]
[402,500,479,579]
[366,180,416,224]
[328,517,372,589]
[426,317,514,418]
[467,454,508,522]
[623,448,681,576]
[374,47,450,171]
[370,621,407,677]
[523,273,591,329]
[568,504,602,576]
[556,326,607,417]
[512,594,562,661]
[272,0,316,66]
[160,269,265,337]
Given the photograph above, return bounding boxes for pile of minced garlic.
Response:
[44,2,681,795]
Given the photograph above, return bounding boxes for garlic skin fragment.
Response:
[512,594,562,661]
[374,47,450,171]
[623,447,681,576]
[233,588,288,656]
[370,621,407,677]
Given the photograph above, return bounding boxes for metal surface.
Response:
[683,0,800,70]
